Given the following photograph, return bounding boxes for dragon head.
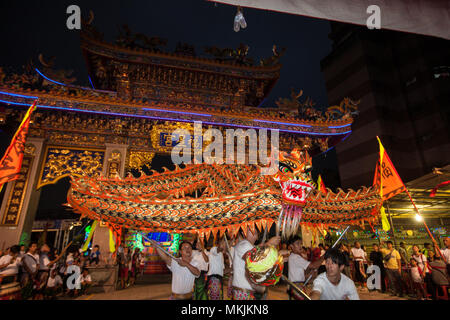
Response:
[272,149,316,205]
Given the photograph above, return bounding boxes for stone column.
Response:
[0,138,45,248]
[91,144,128,257]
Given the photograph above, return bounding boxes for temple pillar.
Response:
[0,138,45,248]
[91,144,128,256]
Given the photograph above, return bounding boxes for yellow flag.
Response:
[81,220,98,251]
[375,137,391,231]
[109,228,116,253]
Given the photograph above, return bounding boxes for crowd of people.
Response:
[0,241,145,300]
[2,234,449,300]
[340,238,450,300]
[152,230,450,300]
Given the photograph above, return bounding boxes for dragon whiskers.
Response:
[277,204,303,239]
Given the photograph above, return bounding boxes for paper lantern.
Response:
[406,230,413,236]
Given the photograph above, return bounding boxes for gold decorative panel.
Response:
[128,151,155,170]
[37,146,104,189]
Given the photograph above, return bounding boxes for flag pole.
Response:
[402,187,446,263]
[385,203,397,247]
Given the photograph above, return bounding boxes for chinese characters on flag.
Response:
[374,137,406,200]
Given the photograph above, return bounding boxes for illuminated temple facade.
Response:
[0,23,356,251]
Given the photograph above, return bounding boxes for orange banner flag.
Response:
[374,137,406,200]
[0,102,37,187]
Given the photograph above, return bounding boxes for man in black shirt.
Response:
[369,243,386,292]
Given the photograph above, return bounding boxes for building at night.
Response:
[0,22,355,254]
[321,22,450,190]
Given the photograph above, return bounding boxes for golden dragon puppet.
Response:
[67,149,382,239]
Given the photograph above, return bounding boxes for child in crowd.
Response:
[409,259,426,300]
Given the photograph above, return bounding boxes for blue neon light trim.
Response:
[35,68,67,86]
[253,119,312,127]
[254,119,352,129]
[0,91,38,99]
[142,108,211,117]
[328,124,352,129]
[341,132,351,141]
[0,97,351,136]
[88,76,95,89]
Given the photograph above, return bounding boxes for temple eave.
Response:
[0,87,352,136]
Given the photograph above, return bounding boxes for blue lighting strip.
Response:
[255,118,352,129]
[0,91,39,99]
[328,124,352,129]
[35,68,66,86]
[142,108,211,117]
[253,119,312,127]
[88,76,95,90]
[0,95,351,136]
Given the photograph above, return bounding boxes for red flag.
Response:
[430,180,450,197]
[0,102,36,187]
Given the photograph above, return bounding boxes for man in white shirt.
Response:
[79,267,93,295]
[287,236,324,300]
[153,240,200,300]
[350,241,365,287]
[206,239,226,300]
[21,243,39,285]
[45,269,63,299]
[192,240,209,300]
[232,227,280,300]
[311,248,360,300]
[0,245,21,282]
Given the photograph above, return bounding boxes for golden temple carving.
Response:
[37,147,104,189]
[128,151,155,170]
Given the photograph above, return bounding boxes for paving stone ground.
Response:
[72,274,411,300]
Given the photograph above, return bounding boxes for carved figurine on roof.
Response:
[38,54,77,85]
[204,43,254,66]
[260,45,286,67]
[325,98,360,121]
[116,24,168,52]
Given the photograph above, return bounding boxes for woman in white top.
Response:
[206,239,226,300]
[153,240,200,300]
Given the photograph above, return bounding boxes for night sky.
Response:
[0,1,340,220]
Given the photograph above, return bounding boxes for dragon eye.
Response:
[279,162,293,174]
[304,166,312,173]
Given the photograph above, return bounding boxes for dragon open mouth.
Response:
[280,180,314,205]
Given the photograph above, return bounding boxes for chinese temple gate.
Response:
[0,23,355,253]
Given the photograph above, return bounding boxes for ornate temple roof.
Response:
[80,24,281,109]
[0,23,357,155]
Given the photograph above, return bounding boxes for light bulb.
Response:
[415,213,423,222]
